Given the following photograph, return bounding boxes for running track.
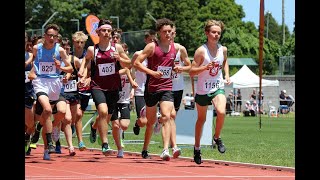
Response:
[25,146,295,180]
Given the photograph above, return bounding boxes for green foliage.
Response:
[25,0,295,75]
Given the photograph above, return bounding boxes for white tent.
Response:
[230,65,279,88]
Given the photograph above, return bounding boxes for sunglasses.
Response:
[46,33,58,38]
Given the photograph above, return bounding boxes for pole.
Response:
[266,11,270,39]
[41,12,58,35]
[282,0,285,45]
[110,16,119,29]
[258,0,265,130]
[70,19,79,31]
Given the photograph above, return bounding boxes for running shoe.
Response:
[43,149,50,160]
[78,141,86,151]
[117,149,124,158]
[29,143,37,149]
[193,148,202,165]
[89,121,97,143]
[69,147,76,156]
[48,143,56,154]
[172,147,181,159]
[133,120,140,135]
[102,143,112,156]
[213,137,226,153]
[52,125,60,142]
[141,150,151,159]
[160,149,170,161]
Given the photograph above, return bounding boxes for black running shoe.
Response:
[141,150,151,159]
[133,121,140,135]
[89,121,97,143]
[213,137,226,153]
[48,143,56,154]
[193,148,202,165]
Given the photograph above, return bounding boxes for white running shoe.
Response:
[172,147,181,158]
[52,125,60,142]
[160,149,170,161]
[117,149,124,158]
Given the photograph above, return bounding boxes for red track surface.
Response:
[25,146,295,180]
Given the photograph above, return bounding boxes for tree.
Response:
[25,0,90,38]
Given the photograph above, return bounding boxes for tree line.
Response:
[25,0,295,75]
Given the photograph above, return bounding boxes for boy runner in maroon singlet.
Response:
[134,18,183,161]
[78,19,131,156]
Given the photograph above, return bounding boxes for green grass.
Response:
[41,111,295,168]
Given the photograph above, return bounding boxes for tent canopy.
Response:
[230,65,279,88]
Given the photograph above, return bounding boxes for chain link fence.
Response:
[279,55,295,75]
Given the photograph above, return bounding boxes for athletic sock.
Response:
[46,133,53,144]
[194,146,200,150]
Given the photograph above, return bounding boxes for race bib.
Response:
[98,62,115,76]
[171,71,180,79]
[119,91,126,101]
[25,71,30,83]
[157,66,172,79]
[203,79,220,91]
[64,80,77,92]
[39,62,56,75]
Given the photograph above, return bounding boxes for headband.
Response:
[96,24,112,31]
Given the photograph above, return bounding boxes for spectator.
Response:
[249,89,257,103]
[243,101,257,116]
[258,90,264,114]
[251,100,258,116]
[226,92,234,115]
[235,88,242,112]
[182,93,194,110]
[279,89,293,113]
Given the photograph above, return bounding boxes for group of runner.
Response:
[25,17,230,165]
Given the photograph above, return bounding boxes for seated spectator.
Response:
[251,100,258,116]
[243,101,257,117]
[243,101,251,116]
[279,89,293,114]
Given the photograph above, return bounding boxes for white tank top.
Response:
[172,50,184,91]
[196,44,225,95]
[134,58,148,96]
[118,74,131,104]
